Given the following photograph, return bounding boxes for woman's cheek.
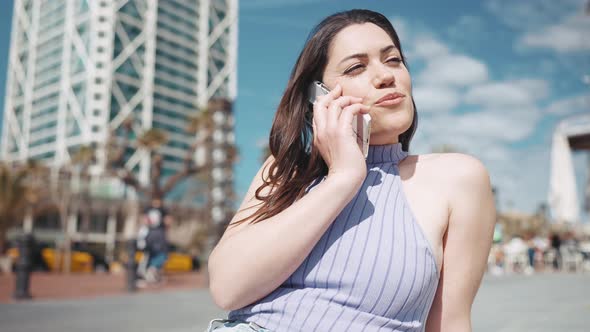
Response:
[343,82,369,100]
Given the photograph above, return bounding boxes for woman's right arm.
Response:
[208,155,363,310]
[209,84,369,310]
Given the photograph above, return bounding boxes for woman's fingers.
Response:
[311,83,370,168]
[339,103,370,133]
[325,83,342,100]
[314,84,341,111]
[308,84,369,180]
[326,96,364,129]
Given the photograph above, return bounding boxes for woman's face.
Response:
[322,23,414,145]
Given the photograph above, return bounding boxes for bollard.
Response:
[126,239,137,292]
[13,234,33,300]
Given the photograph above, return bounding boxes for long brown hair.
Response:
[233,9,418,226]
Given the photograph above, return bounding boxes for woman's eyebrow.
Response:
[338,45,397,65]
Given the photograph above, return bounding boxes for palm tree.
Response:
[106,106,215,202]
[70,145,97,247]
[106,101,238,260]
[71,145,96,169]
[137,129,168,151]
[46,165,76,273]
[187,107,214,134]
[0,162,36,254]
[226,145,239,164]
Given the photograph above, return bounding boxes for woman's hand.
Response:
[312,84,371,185]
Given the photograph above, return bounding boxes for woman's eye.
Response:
[387,57,402,64]
[344,65,364,75]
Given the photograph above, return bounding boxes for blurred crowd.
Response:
[488,231,590,275]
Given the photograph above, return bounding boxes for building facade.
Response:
[1,0,237,183]
[1,0,239,260]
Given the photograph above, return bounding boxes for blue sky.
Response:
[1,0,589,220]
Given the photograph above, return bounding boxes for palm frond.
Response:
[137,129,169,150]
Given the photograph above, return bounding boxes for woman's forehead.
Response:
[328,23,396,60]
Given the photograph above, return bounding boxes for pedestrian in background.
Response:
[141,198,172,284]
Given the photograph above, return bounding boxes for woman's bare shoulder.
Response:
[405,152,486,170]
[402,152,490,187]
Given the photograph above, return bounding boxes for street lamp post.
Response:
[126,238,138,292]
[13,234,34,300]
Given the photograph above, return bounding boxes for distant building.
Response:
[1,0,237,182]
[1,0,239,260]
[549,113,590,223]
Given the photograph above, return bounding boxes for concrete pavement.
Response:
[1,273,588,332]
[472,273,590,332]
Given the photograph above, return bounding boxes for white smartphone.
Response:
[308,81,371,158]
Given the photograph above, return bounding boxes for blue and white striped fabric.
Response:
[229,143,440,332]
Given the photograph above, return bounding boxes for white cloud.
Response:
[419,107,540,145]
[464,79,549,108]
[545,94,590,115]
[411,35,450,59]
[465,84,531,108]
[388,16,409,45]
[416,54,489,86]
[514,79,551,99]
[406,29,541,150]
[407,32,489,87]
[457,108,540,142]
[486,0,589,54]
[413,85,460,113]
[446,15,486,43]
[518,14,590,53]
[485,0,585,31]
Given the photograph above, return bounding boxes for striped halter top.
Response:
[229,143,440,331]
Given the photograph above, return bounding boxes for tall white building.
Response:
[1,0,238,185]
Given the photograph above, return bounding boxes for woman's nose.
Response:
[373,67,395,89]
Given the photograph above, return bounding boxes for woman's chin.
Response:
[369,131,403,145]
[372,116,412,135]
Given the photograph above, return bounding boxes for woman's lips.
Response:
[374,93,405,106]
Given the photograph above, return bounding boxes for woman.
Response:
[207,9,495,332]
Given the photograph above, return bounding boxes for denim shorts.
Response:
[204,318,271,332]
[147,252,168,269]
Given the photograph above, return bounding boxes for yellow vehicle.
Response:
[134,250,196,273]
[8,247,94,273]
[41,248,94,273]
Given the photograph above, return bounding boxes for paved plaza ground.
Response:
[0,272,588,331]
[0,271,207,302]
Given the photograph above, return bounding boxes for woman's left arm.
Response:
[425,154,496,332]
